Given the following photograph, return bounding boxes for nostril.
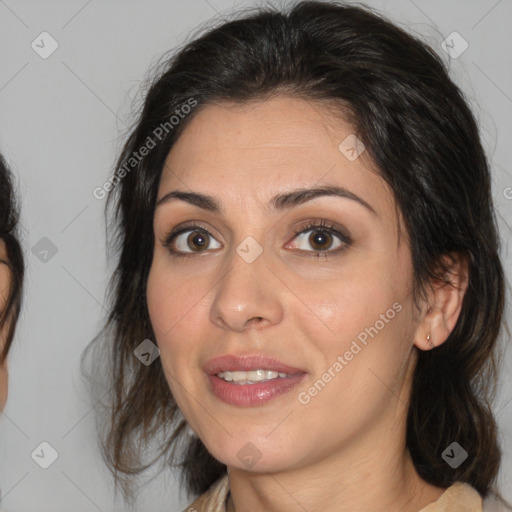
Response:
[246,316,264,327]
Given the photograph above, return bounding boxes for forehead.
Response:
[159,95,396,219]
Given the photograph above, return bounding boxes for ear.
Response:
[413,252,469,351]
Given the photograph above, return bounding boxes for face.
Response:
[147,96,422,472]
[0,239,11,410]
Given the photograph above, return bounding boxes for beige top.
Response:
[182,476,487,512]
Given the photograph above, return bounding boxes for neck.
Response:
[226,415,445,512]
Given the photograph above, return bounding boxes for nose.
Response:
[209,245,284,332]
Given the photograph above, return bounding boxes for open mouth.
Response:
[203,354,307,406]
[216,369,295,384]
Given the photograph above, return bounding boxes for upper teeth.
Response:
[217,369,289,383]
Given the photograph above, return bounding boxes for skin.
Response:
[147,96,468,512]
[0,239,11,410]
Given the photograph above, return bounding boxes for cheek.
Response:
[310,277,413,400]
[146,263,198,410]
[146,259,210,369]
[147,259,195,337]
[297,259,413,400]
[298,265,399,343]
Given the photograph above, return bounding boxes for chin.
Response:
[204,434,304,474]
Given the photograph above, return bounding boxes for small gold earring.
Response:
[427,333,434,349]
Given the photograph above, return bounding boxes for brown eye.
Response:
[186,231,209,252]
[164,226,222,256]
[308,229,334,251]
[288,221,349,255]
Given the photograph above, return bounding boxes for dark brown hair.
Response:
[0,154,24,363]
[85,0,510,504]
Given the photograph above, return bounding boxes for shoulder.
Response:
[181,475,230,512]
[420,482,483,512]
[180,477,508,512]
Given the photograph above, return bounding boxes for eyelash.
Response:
[163,219,352,260]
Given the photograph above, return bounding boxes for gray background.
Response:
[0,0,511,510]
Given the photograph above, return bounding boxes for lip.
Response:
[203,354,306,376]
[203,354,307,407]
[207,374,306,407]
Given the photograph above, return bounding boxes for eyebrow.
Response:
[155,185,377,216]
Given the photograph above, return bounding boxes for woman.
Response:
[89,1,510,510]
[0,155,24,410]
